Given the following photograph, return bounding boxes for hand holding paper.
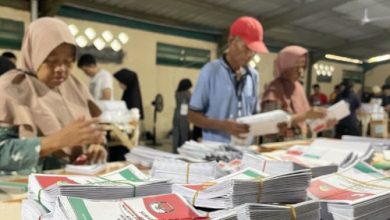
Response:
[308,100,350,133]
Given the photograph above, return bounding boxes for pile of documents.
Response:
[172,167,311,209]
[64,164,106,175]
[307,100,350,133]
[151,159,226,184]
[241,152,337,178]
[286,138,373,168]
[26,194,206,220]
[22,199,50,220]
[209,201,320,220]
[27,164,171,211]
[178,140,248,162]
[125,145,183,167]
[308,161,390,220]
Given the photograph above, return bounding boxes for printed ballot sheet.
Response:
[308,100,350,133]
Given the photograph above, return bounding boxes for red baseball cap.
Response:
[230,16,268,53]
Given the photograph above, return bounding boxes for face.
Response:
[37,43,75,88]
[314,87,320,93]
[80,66,96,77]
[285,56,306,82]
[228,37,256,69]
[119,83,127,90]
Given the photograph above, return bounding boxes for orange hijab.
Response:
[262,45,310,117]
[0,17,100,138]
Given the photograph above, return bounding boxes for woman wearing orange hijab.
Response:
[0,17,107,175]
[262,45,328,142]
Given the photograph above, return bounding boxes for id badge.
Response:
[180,104,188,115]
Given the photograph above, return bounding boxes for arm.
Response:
[100,88,112,100]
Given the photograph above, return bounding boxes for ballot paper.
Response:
[125,145,184,167]
[172,167,311,209]
[236,110,290,136]
[64,164,107,175]
[209,200,320,220]
[308,100,350,133]
[308,161,390,220]
[47,194,207,220]
[27,164,171,211]
[151,159,226,184]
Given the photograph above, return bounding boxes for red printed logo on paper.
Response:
[150,201,174,214]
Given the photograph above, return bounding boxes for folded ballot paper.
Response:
[64,164,107,175]
[308,161,390,220]
[44,194,207,220]
[236,110,290,136]
[172,167,311,209]
[151,159,226,184]
[308,100,350,133]
[209,200,320,220]
[241,152,337,178]
[27,164,171,211]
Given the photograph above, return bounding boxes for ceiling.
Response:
[5,0,390,60]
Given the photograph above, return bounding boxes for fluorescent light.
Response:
[93,38,105,50]
[367,54,390,63]
[84,27,96,40]
[102,30,113,42]
[110,39,121,52]
[75,35,88,48]
[68,24,78,36]
[325,54,363,64]
[118,32,129,44]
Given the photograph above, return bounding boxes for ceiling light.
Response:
[102,30,113,42]
[110,39,121,52]
[118,32,129,44]
[325,54,363,64]
[68,24,78,36]
[313,64,318,70]
[367,54,390,63]
[85,27,96,40]
[93,38,105,50]
[75,35,88,48]
[319,64,324,69]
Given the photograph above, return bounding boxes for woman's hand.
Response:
[41,117,105,155]
[304,107,327,120]
[86,144,107,164]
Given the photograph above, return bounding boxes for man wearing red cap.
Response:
[188,16,268,143]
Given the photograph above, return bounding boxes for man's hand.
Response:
[223,120,249,139]
[86,144,107,164]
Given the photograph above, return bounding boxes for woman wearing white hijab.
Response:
[0,17,106,175]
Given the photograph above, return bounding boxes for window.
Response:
[0,18,24,49]
[156,43,210,69]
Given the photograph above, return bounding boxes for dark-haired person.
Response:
[382,84,390,117]
[0,56,16,76]
[77,54,113,100]
[309,84,328,106]
[334,79,361,138]
[1,51,17,64]
[172,79,192,152]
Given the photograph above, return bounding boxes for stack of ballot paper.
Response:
[39,194,207,220]
[64,164,106,175]
[236,110,290,136]
[287,138,373,168]
[342,135,390,148]
[308,100,350,133]
[125,145,183,167]
[27,164,171,211]
[241,152,337,178]
[172,167,311,209]
[209,201,320,220]
[151,159,226,184]
[308,161,390,220]
[178,140,249,162]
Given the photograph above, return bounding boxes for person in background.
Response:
[2,51,17,64]
[0,56,16,76]
[334,79,361,138]
[0,17,107,175]
[329,84,340,104]
[113,68,144,120]
[262,46,331,142]
[309,84,328,106]
[77,54,114,100]
[172,79,192,152]
[188,16,268,143]
[382,84,390,116]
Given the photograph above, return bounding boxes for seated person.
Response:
[0,17,106,175]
